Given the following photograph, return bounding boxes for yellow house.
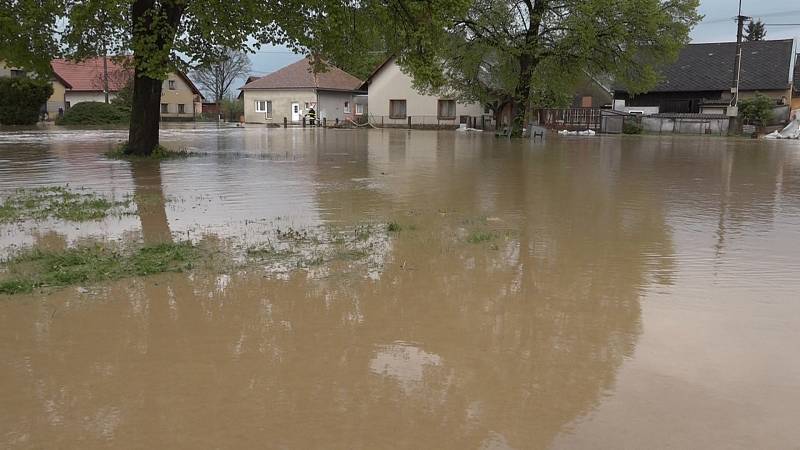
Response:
[50,57,203,119]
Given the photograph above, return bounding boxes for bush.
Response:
[622,119,642,134]
[0,77,53,125]
[55,101,130,125]
[738,93,774,127]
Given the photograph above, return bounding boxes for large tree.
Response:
[191,48,251,104]
[385,0,701,136]
[1,0,393,155]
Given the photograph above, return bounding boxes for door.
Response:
[291,103,300,122]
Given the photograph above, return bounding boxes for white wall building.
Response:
[362,57,487,127]
[241,57,364,125]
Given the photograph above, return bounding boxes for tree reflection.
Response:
[129,161,171,244]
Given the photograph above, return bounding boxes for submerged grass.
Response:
[0,241,200,295]
[105,143,204,160]
[466,230,497,244]
[0,186,130,223]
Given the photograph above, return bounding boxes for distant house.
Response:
[240,57,363,124]
[361,56,486,127]
[50,57,203,119]
[793,54,800,112]
[0,62,28,78]
[614,39,797,117]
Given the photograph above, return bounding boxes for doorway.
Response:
[291,103,300,122]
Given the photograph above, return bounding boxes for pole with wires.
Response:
[728,0,750,134]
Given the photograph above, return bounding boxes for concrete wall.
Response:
[243,89,317,124]
[641,116,729,134]
[317,90,356,123]
[367,58,484,124]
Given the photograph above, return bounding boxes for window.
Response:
[438,99,456,119]
[389,99,407,119]
[161,103,169,113]
[10,69,27,78]
[304,102,310,109]
[484,106,491,114]
[581,96,592,108]
[64,101,71,110]
[178,104,185,114]
[344,101,351,113]
[255,100,272,118]
[355,103,364,115]
[168,80,176,90]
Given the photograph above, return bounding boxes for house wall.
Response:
[47,80,67,117]
[367,59,484,126]
[243,89,317,124]
[641,116,729,134]
[616,88,792,115]
[317,91,357,123]
[160,74,199,117]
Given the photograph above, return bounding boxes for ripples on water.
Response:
[1,124,800,448]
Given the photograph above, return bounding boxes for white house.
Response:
[361,56,487,127]
[241,57,364,125]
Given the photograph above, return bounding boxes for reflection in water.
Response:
[1,127,800,448]
[130,161,172,244]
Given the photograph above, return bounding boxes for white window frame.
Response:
[168,80,176,90]
[344,101,351,113]
[255,100,273,118]
[355,103,364,115]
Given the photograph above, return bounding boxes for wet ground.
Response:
[1,124,800,449]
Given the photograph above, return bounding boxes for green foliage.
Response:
[390,0,701,136]
[745,19,766,41]
[387,221,403,232]
[105,144,202,160]
[466,230,496,244]
[111,79,133,111]
[0,241,199,294]
[55,101,130,125]
[0,186,130,223]
[739,93,774,126]
[221,97,244,122]
[0,77,53,125]
[623,120,643,135]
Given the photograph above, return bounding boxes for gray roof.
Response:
[619,39,795,93]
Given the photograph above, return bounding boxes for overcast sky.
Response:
[241,0,800,86]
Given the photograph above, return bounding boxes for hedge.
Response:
[55,101,130,125]
[0,77,53,125]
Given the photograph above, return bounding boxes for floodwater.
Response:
[1,125,800,449]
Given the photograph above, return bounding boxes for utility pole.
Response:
[727,0,750,134]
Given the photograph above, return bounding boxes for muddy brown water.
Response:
[2,125,800,449]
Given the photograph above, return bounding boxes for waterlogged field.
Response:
[1,124,800,448]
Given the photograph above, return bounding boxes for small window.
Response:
[581,96,592,108]
[293,104,299,113]
[65,101,71,110]
[304,102,309,109]
[168,80,176,90]
[484,106,491,114]
[344,101,350,113]
[389,99,407,119]
[10,69,27,78]
[355,103,364,115]
[161,103,169,113]
[256,100,272,118]
[178,104,185,114]
[438,99,456,119]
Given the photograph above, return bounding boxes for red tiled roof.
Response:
[241,57,363,92]
[51,57,132,92]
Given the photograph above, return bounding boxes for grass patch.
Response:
[0,241,200,295]
[466,230,497,244]
[387,221,403,232]
[0,186,130,223]
[105,143,203,160]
